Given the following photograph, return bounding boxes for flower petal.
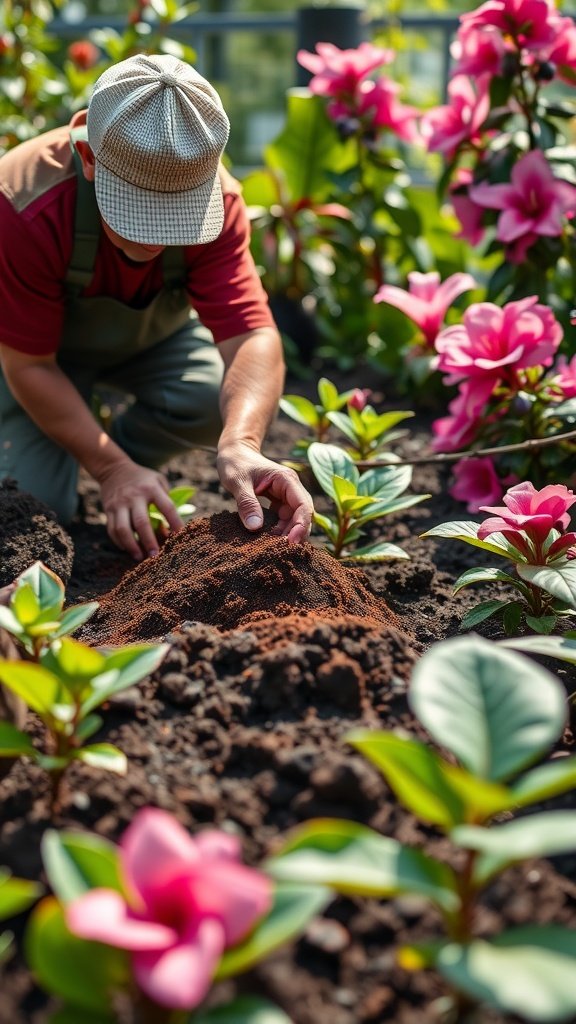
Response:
[191,861,273,947]
[66,889,177,951]
[132,917,225,1010]
[121,809,200,906]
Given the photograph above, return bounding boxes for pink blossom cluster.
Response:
[66,809,272,1010]
[420,0,576,262]
[297,41,419,141]
[478,481,576,562]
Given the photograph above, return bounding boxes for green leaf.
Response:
[0,606,23,635]
[307,443,359,500]
[312,512,338,542]
[74,714,103,742]
[511,757,576,808]
[459,600,507,630]
[317,377,343,412]
[409,636,566,782]
[0,930,13,963]
[0,661,60,715]
[364,411,414,443]
[54,602,100,638]
[435,927,576,1021]
[354,493,430,527]
[216,882,330,980]
[502,601,523,636]
[193,997,293,1024]
[18,561,64,617]
[74,744,127,774]
[325,410,360,444]
[452,812,576,884]
[358,464,413,500]
[11,582,41,626]
[42,830,122,904]
[265,91,347,202]
[422,521,519,559]
[279,395,320,429]
[0,874,41,918]
[0,721,35,757]
[266,819,458,913]
[453,566,525,595]
[332,475,358,504]
[518,562,576,607]
[340,495,375,515]
[26,897,129,1013]
[341,541,410,563]
[348,730,512,826]
[41,638,107,688]
[500,634,576,664]
[525,614,557,634]
[81,643,169,714]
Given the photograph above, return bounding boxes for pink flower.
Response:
[354,77,419,141]
[544,15,576,82]
[297,42,394,98]
[348,388,372,411]
[450,24,508,78]
[450,457,505,512]
[460,0,558,52]
[66,809,272,1010]
[434,296,563,385]
[374,270,476,347]
[449,168,487,247]
[420,74,491,158]
[470,150,576,245]
[478,481,576,554]
[432,378,495,452]
[550,354,576,398]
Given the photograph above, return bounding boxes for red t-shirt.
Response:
[0,113,275,356]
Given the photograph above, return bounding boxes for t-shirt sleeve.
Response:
[185,191,276,343]
[0,192,68,356]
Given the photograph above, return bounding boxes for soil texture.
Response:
[1,369,576,1024]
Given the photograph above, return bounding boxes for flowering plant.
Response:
[427,294,576,501]
[423,481,576,634]
[420,0,576,325]
[26,809,328,1021]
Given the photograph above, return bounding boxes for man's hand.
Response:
[98,461,184,561]
[217,442,314,544]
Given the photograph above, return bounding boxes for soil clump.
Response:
[82,509,405,646]
[0,479,74,588]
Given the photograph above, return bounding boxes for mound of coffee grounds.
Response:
[83,510,403,646]
[0,479,74,588]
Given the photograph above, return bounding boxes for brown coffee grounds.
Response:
[82,510,403,646]
[0,479,74,588]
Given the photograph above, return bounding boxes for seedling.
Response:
[308,442,430,561]
[148,485,196,536]
[0,636,168,805]
[324,398,414,461]
[280,377,356,454]
[267,635,576,1023]
[0,869,41,963]
[0,561,98,658]
[422,482,576,635]
[25,810,328,1022]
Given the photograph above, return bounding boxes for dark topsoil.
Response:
[2,369,576,1024]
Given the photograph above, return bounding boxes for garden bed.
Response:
[2,370,576,1024]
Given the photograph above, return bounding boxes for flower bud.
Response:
[68,40,100,70]
[348,388,372,411]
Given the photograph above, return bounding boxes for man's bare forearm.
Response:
[1,352,130,481]
[217,328,285,454]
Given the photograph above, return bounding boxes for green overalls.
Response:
[0,135,223,523]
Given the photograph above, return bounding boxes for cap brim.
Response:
[93,162,225,245]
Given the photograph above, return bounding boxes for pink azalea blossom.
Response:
[550,354,576,398]
[434,296,563,385]
[420,74,491,158]
[460,0,558,52]
[374,270,476,346]
[297,42,393,98]
[432,378,495,452]
[354,77,419,141]
[449,168,486,247]
[544,15,576,82]
[450,456,505,512]
[66,809,272,1010]
[450,24,508,78]
[348,388,372,411]
[478,481,576,556]
[470,150,576,245]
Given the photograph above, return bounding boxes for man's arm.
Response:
[216,328,314,544]
[0,346,182,560]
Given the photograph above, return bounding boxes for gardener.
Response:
[0,53,313,561]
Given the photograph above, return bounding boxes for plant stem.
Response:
[451,850,478,944]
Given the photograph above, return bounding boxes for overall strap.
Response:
[65,124,187,294]
[66,124,101,295]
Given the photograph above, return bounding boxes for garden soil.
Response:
[2,371,576,1024]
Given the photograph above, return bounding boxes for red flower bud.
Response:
[68,40,100,70]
